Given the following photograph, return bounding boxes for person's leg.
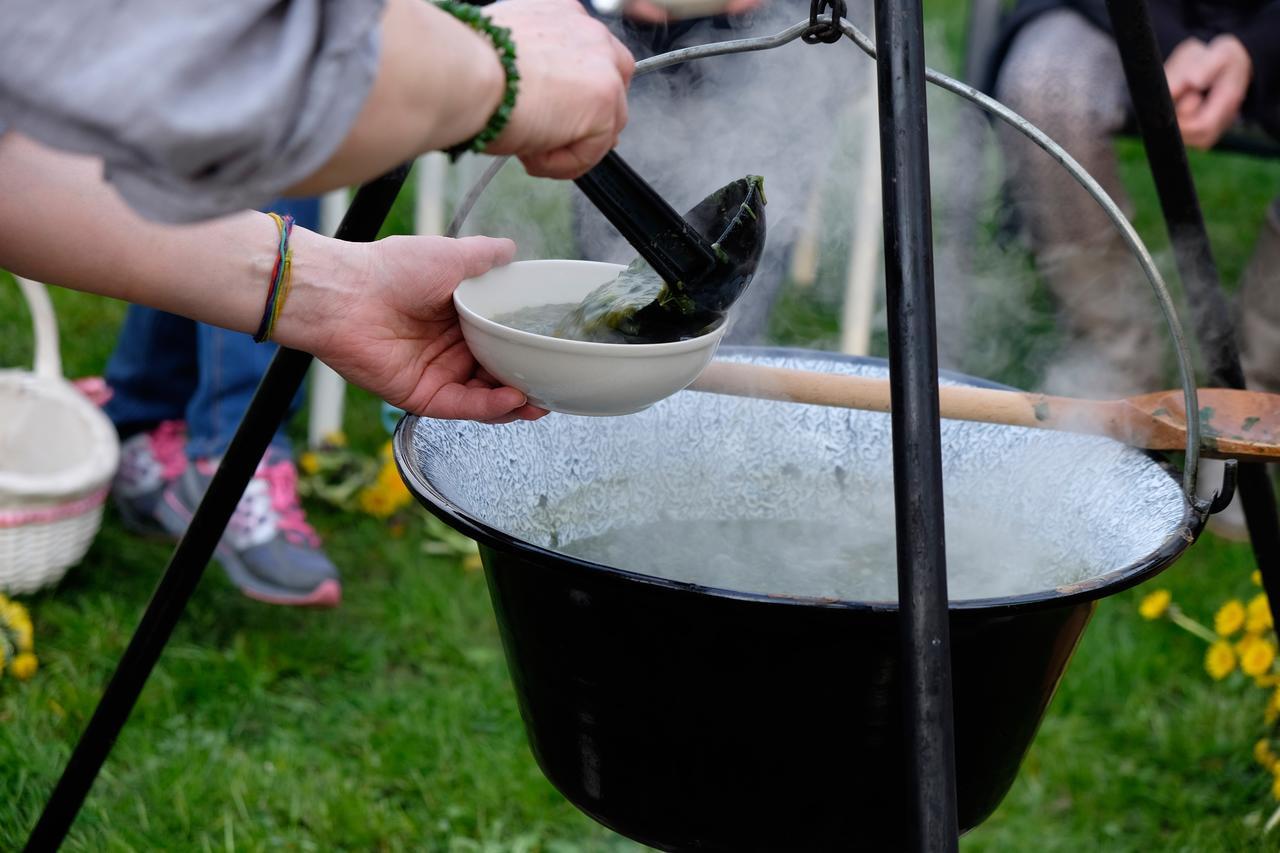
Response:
[158,196,340,606]
[994,10,1165,396]
[103,306,197,435]
[103,306,198,533]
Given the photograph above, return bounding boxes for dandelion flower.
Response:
[358,486,397,518]
[1268,688,1280,723]
[1243,640,1276,677]
[298,451,320,476]
[9,652,37,681]
[1206,640,1237,680]
[13,621,32,653]
[1273,773,1280,802]
[1248,593,1273,633]
[1255,570,1264,587]
[1139,589,1172,620]
[1257,739,1275,768]
[1215,600,1247,637]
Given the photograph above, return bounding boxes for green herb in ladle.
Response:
[496,173,767,344]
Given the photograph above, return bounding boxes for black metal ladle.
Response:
[574,150,723,285]
[573,150,767,340]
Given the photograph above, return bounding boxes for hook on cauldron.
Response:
[1208,458,1240,515]
[802,0,846,44]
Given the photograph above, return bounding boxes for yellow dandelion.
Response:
[1273,773,1280,802]
[1206,640,1237,679]
[374,462,411,508]
[1139,589,1172,620]
[1215,600,1247,637]
[298,451,320,475]
[1257,739,1274,767]
[13,621,32,653]
[1239,632,1262,656]
[1268,687,1280,723]
[9,652,37,681]
[358,485,397,518]
[1248,593,1274,633]
[322,430,347,448]
[1243,640,1276,677]
[3,600,31,631]
[1255,570,1264,587]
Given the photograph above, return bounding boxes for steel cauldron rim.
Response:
[393,346,1206,617]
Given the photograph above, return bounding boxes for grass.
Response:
[4,2,1280,848]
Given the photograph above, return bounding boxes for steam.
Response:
[454,8,1181,406]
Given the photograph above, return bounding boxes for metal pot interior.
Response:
[399,347,1195,606]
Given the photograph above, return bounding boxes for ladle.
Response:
[575,151,721,287]
[692,360,1280,462]
[573,151,766,342]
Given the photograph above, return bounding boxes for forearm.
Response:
[287,0,504,194]
[0,134,351,348]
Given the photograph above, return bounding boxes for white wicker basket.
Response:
[0,277,119,593]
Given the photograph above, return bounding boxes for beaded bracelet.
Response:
[253,213,295,343]
[435,0,520,158]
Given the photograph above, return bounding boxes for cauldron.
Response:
[394,347,1202,851]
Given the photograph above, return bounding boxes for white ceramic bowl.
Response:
[454,259,726,416]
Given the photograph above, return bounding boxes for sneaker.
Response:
[156,448,343,608]
[112,420,189,537]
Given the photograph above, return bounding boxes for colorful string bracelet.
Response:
[253,212,294,343]
[435,0,520,158]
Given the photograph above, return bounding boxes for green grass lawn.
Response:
[4,4,1280,848]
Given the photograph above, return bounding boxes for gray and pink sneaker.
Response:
[113,420,189,537]
[156,449,342,608]
[115,424,341,607]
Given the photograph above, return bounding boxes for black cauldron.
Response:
[394,347,1202,851]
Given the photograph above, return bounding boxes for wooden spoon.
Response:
[689,361,1280,462]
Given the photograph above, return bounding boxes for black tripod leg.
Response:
[24,164,411,853]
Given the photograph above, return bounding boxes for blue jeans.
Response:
[103,197,320,460]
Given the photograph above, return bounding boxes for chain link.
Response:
[802,0,846,44]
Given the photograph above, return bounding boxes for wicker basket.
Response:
[0,277,119,593]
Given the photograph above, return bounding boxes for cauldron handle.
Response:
[446,18,1208,508]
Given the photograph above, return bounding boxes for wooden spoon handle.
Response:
[689,361,1132,441]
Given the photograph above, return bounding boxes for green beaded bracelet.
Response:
[436,0,520,158]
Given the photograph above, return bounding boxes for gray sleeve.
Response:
[0,0,385,223]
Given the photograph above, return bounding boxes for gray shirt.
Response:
[1,1,385,222]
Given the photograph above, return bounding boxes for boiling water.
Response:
[556,512,1088,602]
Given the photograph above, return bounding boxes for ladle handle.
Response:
[574,151,719,285]
[690,361,1129,442]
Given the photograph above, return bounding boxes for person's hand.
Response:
[484,0,635,178]
[1164,35,1253,150]
[299,234,548,424]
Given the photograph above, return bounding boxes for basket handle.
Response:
[16,276,63,381]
